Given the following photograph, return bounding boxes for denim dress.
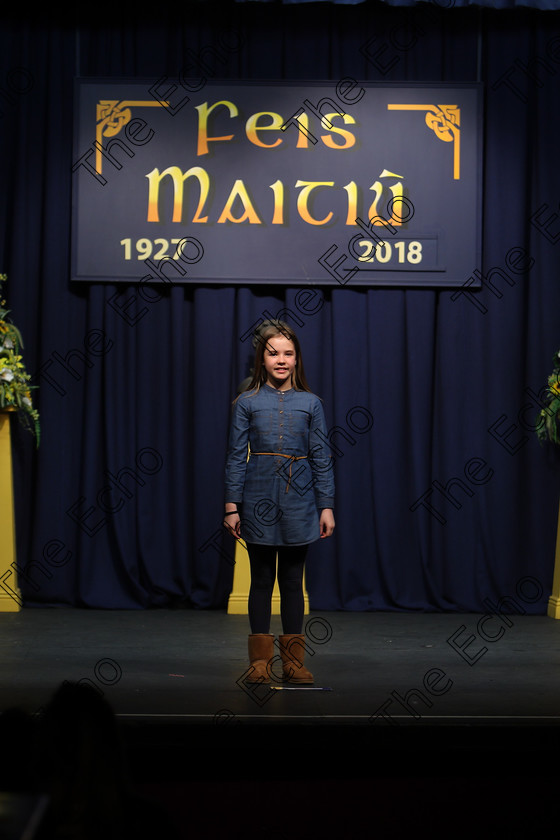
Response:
[225,383,335,545]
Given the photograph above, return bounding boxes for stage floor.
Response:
[3,607,560,836]
[2,606,560,748]
[2,607,560,725]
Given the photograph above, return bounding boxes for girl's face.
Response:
[262,334,297,390]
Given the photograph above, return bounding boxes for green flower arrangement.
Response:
[536,349,560,447]
[0,273,40,445]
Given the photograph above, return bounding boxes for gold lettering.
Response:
[246,112,284,149]
[367,170,405,227]
[145,166,210,223]
[343,181,358,226]
[320,113,357,150]
[269,180,285,225]
[217,179,262,224]
[295,180,334,225]
[195,100,238,156]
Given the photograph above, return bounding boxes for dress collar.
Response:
[264,382,293,394]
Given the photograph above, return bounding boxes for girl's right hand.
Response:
[223,511,241,539]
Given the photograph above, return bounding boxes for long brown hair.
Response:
[242,320,312,394]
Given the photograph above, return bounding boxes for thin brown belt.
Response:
[250,452,307,493]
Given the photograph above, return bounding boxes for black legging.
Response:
[246,543,309,634]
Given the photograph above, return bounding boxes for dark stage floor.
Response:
[2,607,560,837]
[3,607,560,743]
[2,607,560,723]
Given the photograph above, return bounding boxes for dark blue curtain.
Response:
[1,1,559,612]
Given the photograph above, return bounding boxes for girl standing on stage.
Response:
[224,320,335,685]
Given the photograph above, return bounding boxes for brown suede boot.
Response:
[246,634,274,684]
[278,634,314,684]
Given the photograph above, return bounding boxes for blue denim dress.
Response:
[225,383,335,545]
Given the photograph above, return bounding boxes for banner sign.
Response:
[71,79,482,287]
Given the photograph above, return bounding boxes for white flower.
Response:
[0,367,14,382]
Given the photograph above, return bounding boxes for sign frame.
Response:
[71,78,483,288]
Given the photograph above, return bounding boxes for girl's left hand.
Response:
[319,509,335,539]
